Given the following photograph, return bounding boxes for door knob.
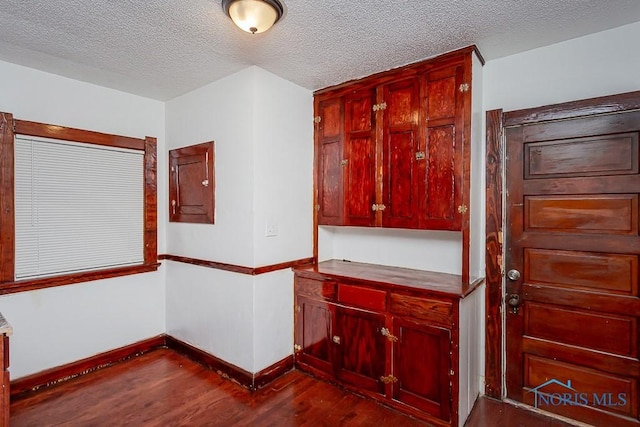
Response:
[507,294,520,314]
[507,269,521,281]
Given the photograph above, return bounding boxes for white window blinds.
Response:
[14,136,144,280]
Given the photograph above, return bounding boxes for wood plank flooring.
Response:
[10,348,427,426]
[11,348,583,426]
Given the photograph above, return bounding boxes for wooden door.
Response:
[382,77,420,228]
[335,305,386,394]
[505,101,640,426]
[419,64,465,230]
[344,88,377,226]
[295,295,335,377]
[393,317,451,421]
[316,97,344,225]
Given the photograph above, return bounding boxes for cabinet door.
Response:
[393,317,452,421]
[295,296,336,376]
[419,64,465,230]
[316,97,345,225]
[344,88,377,226]
[335,305,387,394]
[381,77,421,229]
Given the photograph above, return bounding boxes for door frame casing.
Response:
[484,90,640,400]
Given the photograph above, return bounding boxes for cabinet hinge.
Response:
[498,230,503,245]
[459,83,470,93]
[415,151,425,161]
[497,254,504,275]
[295,305,301,313]
[380,327,398,342]
[314,204,320,212]
[341,159,348,166]
[372,102,387,112]
[371,204,386,212]
[294,344,302,352]
[457,204,468,214]
[313,116,322,123]
[380,375,398,384]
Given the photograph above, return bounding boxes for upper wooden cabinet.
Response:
[314,48,474,231]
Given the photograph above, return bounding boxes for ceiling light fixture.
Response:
[222,0,284,34]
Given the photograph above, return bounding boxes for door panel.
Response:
[525,195,637,234]
[525,248,637,295]
[523,355,637,418]
[345,89,376,226]
[316,97,344,225]
[525,302,636,356]
[382,77,419,228]
[295,296,335,375]
[335,305,386,394]
[505,104,640,426]
[425,126,456,221]
[419,64,464,230]
[393,317,451,421]
[524,133,639,178]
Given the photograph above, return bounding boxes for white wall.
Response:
[320,226,462,274]
[0,60,166,379]
[484,21,640,112]
[469,53,485,282]
[252,68,313,267]
[165,67,313,373]
[165,67,256,266]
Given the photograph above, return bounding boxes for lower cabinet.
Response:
[335,306,387,395]
[294,260,482,427]
[393,317,452,421]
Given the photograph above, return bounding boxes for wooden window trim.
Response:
[0,113,158,294]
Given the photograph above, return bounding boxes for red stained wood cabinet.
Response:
[314,48,473,231]
[294,260,482,426]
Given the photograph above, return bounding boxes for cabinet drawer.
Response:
[296,277,336,300]
[338,284,387,311]
[390,294,453,326]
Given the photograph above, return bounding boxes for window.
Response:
[0,112,158,293]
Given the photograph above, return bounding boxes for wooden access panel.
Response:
[169,141,214,224]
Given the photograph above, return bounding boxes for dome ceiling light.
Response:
[222,0,284,34]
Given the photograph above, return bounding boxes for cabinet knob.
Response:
[332,335,341,345]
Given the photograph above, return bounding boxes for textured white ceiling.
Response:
[0,0,639,100]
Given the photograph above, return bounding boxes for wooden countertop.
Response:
[293,260,484,299]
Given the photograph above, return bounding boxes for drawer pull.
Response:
[380,375,398,384]
[380,327,398,342]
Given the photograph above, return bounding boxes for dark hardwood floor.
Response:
[11,348,582,426]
